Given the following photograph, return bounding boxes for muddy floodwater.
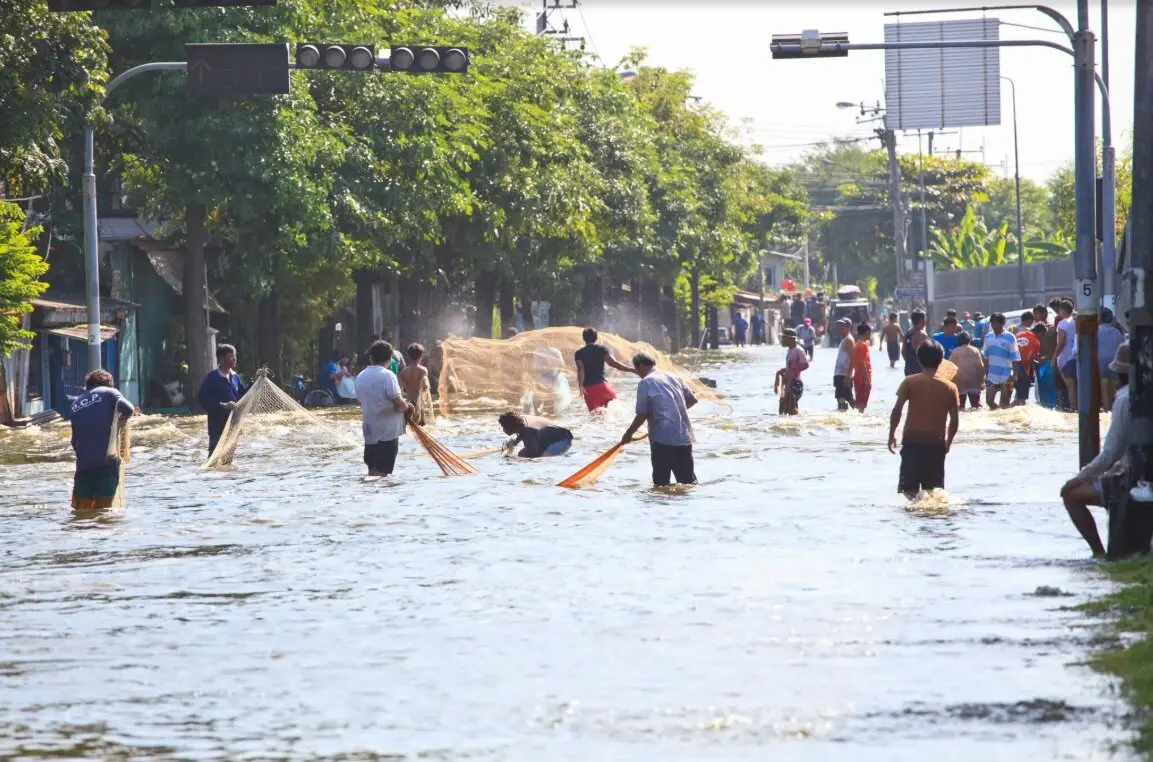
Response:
[0,344,1135,761]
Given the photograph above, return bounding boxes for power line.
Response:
[575,2,602,63]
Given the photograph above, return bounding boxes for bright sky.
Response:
[511,0,1134,185]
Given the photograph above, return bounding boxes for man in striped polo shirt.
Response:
[981,313,1021,410]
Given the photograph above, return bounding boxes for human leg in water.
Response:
[1061,479,1106,557]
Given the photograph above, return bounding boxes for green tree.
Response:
[928,206,1009,270]
[0,202,49,354]
[0,0,109,200]
[979,176,1052,243]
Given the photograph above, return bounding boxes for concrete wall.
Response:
[933,259,1074,316]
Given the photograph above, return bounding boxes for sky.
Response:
[509,0,1134,185]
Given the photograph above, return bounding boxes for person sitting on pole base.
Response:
[1061,342,1133,557]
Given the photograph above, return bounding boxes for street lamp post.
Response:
[1001,75,1027,306]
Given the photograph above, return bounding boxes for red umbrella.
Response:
[780,278,796,292]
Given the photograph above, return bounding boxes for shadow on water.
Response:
[0,344,1135,761]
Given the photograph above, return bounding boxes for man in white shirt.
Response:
[355,340,415,476]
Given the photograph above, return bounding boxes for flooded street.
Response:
[0,344,1134,761]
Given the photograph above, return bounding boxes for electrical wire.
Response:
[576,2,603,64]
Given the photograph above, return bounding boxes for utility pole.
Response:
[1074,0,1102,467]
[878,127,906,288]
[1101,0,1118,315]
[1115,0,1153,554]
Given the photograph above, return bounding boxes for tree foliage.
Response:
[0,202,49,355]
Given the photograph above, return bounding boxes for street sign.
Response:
[185,43,289,97]
[894,286,926,300]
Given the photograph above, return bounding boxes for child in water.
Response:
[853,322,873,411]
[774,327,809,415]
[398,343,433,425]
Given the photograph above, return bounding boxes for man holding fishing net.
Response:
[498,412,573,458]
[70,369,134,510]
[575,327,637,412]
[197,343,267,456]
[620,352,698,487]
[356,340,415,476]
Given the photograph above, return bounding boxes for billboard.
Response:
[884,18,1001,131]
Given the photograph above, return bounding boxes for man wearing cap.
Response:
[1060,342,1132,556]
[621,352,698,487]
[775,327,809,415]
[796,317,817,360]
[833,317,856,411]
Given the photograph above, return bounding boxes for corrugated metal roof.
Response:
[883,18,1001,131]
[31,294,138,311]
[98,217,164,242]
[143,249,227,314]
[44,324,119,341]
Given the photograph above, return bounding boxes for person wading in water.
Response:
[888,341,960,500]
[902,310,927,377]
[881,313,903,369]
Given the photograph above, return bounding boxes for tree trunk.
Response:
[257,290,280,379]
[399,276,421,347]
[581,266,603,326]
[183,201,210,413]
[662,283,680,354]
[498,280,515,336]
[521,286,536,330]
[690,267,701,349]
[474,270,497,338]
[707,306,719,349]
[354,270,375,358]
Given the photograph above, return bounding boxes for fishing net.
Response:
[408,421,478,476]
[438,327,721,415]
[557,434,647,489]
[203,376,361,469]
[106,412,131,509]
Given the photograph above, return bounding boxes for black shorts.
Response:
[898,441,947,494]
[364,439,399,475]
[887,340,900,362]
[833,375,855,403]
[650,442,696,487]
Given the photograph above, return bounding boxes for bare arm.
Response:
[946,391,959,451]
[575,359,585,390]
[621,412,648,444]
[888,381,908,452]
[605,354,635,374]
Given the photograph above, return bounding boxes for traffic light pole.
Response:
[83,61,187,372]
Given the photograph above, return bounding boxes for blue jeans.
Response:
[542,439,572,457]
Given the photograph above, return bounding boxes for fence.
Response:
[932,259,1074,316]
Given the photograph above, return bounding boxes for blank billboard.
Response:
[884,18,1001,131]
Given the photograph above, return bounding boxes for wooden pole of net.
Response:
[557,434,648,489]
[408,420,479,476]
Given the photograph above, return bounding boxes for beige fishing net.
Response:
[105,411,131,509]
[203,376,361,469]
[437,327,721,415]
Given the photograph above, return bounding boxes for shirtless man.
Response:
[880,313,903,369]
[902,310,928,377]
[888,341,960,500]
[398,343,432,425]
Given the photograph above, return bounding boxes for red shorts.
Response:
[583,381,616,411]
[854,375,871,408]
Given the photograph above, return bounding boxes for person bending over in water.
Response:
[575,327,637,412]
[398,343,433,425]
[888,341,960,500]
[498,412,573,458]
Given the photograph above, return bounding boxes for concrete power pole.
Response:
[878,128,906,288]
[1112,0,1153,555]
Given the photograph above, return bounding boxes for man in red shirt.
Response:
[1013,323,1045,406]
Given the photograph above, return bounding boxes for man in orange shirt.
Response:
[852,322,873,411]
[1013,322,1045,406]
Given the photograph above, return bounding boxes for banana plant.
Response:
[928,206,1010,269]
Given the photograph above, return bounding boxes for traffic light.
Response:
[770,30,850,59]
[48,0,275,9]
[295,44,376,71]
[389,46,469,74]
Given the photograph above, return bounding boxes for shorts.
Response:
[72,461,121,510]
[1014,364,1033,401]
[853,376,871,408]
[887,340,900,363]
[1100,363,1119,381]
[833,375,855,404]
[364,438,399,475]
[582,381,617,411]
[803,343,814,359]
[542,439,572,457]
[1060,359,1078,378]
[650,442,696,487]
[898,441,947,494]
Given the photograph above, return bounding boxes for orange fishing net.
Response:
[437,327,721,416]
[557,434,647,489]
[408,420,478,477]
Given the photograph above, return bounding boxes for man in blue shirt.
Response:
[621,352,699,486]
[931,316,960,359]
[320,351,342,399]
[70,369,134,510]
[971,312,988,350]
[197,343,266,456]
